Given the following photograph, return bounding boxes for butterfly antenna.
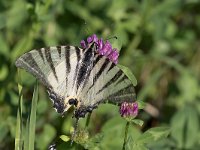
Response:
[71,118,79,145]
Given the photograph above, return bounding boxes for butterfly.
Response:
[15,36,136,119]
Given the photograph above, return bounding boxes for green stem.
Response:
[122,121,130,150]
[85,113,91,128]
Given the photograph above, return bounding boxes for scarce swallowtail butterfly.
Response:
[15,34,136,119]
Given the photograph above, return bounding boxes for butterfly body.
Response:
[15,42,135,119]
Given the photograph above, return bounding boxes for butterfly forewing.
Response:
[15,46,84,109]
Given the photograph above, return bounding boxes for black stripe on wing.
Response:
[107,84,135,101]
[72,46,85,90]
[75,46,81,62]
[87,58,110,92]
[56,46,62,58]
[115,74,128,85]
[94,59,110,83]
[95,84,135,105]
[96,70,123,95]
[36,48,45,63]
[44,47,58,81]
[76,54,102,94]
[65,46,71,73]
[76,46,94,90]
[64,46,72,91]
[107,63,115,73]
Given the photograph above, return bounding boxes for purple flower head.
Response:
[120,102,138,118]
[92,34,98,43]
[97,38,104,50]
[98,40,112,56]
[80,40,87,49]
[108,49,119,64]
[87,34,98,44]
[87,36,93,43]
[80,34,120,64]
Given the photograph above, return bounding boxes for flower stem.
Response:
[122,121,130,150]
[85,113,91,128]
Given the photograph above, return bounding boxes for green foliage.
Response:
[60,135,70,142]
[28,81,38,150]
[171,106,199,149]
[1,0,200,149]
[14,74,39,150]
[126,127,170,150]
[15,69,23,150]
[118,64,137,86]
[136,127,170,144]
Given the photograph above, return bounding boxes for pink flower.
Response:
[97,38,104,50]
[87,34,98,43]
[108,49,119,64]
[80,34,119,64]
[120,102,138,118]
[87,36,93,43]
[80,40,87,49]
[98,40,112,56]
[93,34,98,43]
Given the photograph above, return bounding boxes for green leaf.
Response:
[137,100,146,109]
[136,127,170,144]
[131,119,144,127]
[177,72,199,103]
[60,135,70,142]
[171,106,199,149]
[101,116,126,149]
[131,144,148,150]
[185,106,199,149]
[101,116,141,150]
[126,136,148,150]
[117,64,137,86]
[171,108,187,148]
[83,133,103,149]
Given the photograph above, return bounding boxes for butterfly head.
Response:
[68,98,78,106]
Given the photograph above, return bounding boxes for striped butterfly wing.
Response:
[15,46,83,113]
[15,43,135,118]
[76,45,136,109]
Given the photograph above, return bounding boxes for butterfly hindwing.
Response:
[77,46,136,108]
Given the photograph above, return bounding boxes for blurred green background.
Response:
[1,0,200,149]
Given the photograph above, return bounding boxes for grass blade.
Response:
[15,69,23,150]
[28,80,39,150]
[24,116,30,150]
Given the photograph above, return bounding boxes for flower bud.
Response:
[120,102,138,118]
